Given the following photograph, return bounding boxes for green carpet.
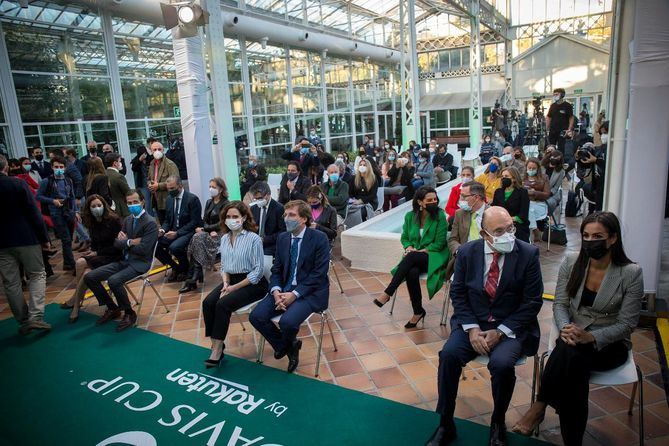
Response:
[0,305,549,446]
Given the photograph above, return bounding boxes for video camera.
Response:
[575,141,597,163]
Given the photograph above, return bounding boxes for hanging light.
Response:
[160,1,208,39]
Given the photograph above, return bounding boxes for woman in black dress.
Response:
[491,166,530,242]
[180,178,229,293]
[61,194,122,323]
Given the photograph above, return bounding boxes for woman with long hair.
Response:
[384,154,414,211]
[524,157,551,241]
[85,157,112,206]
[201,201,268,367]
[373,186,449,328]
[475,155,503,202]
[513,212,643,446]
[382,148,397,185]
[412,149,435,189]
[350,158,379,222]
[541,147,566,220]
[306,185,337,242]
[180,178,230,293]
[491,166,530,242]
[60,195,122,322]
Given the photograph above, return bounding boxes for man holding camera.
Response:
[545,88,574,154]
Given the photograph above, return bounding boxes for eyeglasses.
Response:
[487,225,516,237]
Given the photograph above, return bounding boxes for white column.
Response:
[618,0,669,304]
[100,10,133,186]
[320,50,331,150]
[285,45,297,144]
[204,0,241,199]
[172,32,215,201]
[469,0,483,150]
[0,20,25,156]
[239,36,257,156]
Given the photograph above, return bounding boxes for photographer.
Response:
[575,140,606,213]
[546,88,574,154]
[281,138,319,172]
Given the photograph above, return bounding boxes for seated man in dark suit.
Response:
[84,189,159,331]
[427,206,543,446]
[249,181,286,256]
[249,200,330,373]
[155,175,202,282]
[278,161,310,204]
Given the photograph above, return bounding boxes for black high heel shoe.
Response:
[372,295,390,308]
[404,310,426,329]
[204,352,224,369]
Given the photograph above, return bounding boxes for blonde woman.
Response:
[475,155,502,202]
[350,158,378,222]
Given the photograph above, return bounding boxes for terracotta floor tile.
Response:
[379,333,415,349]
[336,373,375,392]
[369,367,407,388]
[328,357,364,377]
[413,377,439,401]
[379,384,422,405]
[405,329,443,345]
[336,316,367,330]
[175,309,200,321]
[360,351,397,372]
[342,327,376,342]
[173,319,199,331]
[350,338,384,355]
[391,346,427,364]
[589,387,635,413]
[400,360,437,382]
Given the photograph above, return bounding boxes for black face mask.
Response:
[582,239,610,260]
[514,153,522,159]
[34,154,44,161]
[501,178,512,189]
[425,203,440,216]
[287,172,298,181]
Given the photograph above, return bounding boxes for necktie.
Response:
[259,207,266,237]
[126,218,138,260]
[484,252,501,303]
[286,237,300,291]
[469,212,481,241]
[174,197,181,229]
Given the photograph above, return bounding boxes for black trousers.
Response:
[202,273,268,343]
[84,261,140,313]
[384,251,428,315]
[538,338,628,446]
[155,234,192,274]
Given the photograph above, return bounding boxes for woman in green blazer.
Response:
[373,186,450,328]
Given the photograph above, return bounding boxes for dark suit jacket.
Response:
[270,228,330,312]
[281,149,319,172]
[114,212,159,274]
[66,163,84,199]
[314,205,338,242]
[491,187,530,242]
[450,239,544,356]
[0,174,48,248]
[106,168,130,217]
[162,190,203,237]
[251,199,286,256]
[278,174,310,204]
[202,198,228,233]
[31,160,52,179]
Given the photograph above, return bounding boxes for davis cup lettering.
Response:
[166,369,266,415]
[85,377,284,445]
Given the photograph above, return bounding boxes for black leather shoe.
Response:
[115,312,137,332]
[425,424,456,446]
[274,349,288,360]
[95,308,122,325]
[178,281,197,294]
[286,339,302,373]
[489,421,507,446]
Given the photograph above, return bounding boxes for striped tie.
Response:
[484,252,501,302]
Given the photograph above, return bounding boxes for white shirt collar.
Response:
[292,226,307,239]
[176,188,185,200]
[133,209,146,219]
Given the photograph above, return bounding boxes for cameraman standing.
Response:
[545,88,574,154]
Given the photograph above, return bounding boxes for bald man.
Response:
[146,141,179,224]
[427,206,543,446]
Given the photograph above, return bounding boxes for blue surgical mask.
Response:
[388,155,396,161]
[458,200,472,211]
[489,164,499,173]
[23,164,32,172]
[54,168,65,176]
[300,147,309,155]
[527,169,537,177]
[248,160,256,168]
[329,173,339,183]
[128,204,143,217]
[284,217,300,233]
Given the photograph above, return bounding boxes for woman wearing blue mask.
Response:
[475,155,503,202]
[321,164,349,222]
[523,158,550,242]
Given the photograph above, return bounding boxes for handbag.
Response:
[542,224,567,245]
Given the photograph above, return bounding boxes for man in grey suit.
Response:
[104,152,130,217]
[85,189,159,332]
[445,181,487,279]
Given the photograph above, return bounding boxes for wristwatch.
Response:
[495,328,506,339]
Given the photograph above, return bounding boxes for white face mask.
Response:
[225,218,243,231]
[486,230,516,253]
[90,206,104,218]
[458,200,472,211]
[209,187,219,198]
[358,165,367,174]
[253,198,268,208]
[500,153,513,162]
[461,177,473,184]
[153,150,164,160]
[601,134,609,144]
[553,95,561,102]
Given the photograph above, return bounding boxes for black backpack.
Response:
[565,189,581,217]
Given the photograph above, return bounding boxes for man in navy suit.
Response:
[155,175,202,282]
[30,146,52,179]
[427,206,543,446]
[250,200,330,373]
[249,181,286,256]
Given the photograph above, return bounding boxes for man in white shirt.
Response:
[427,206,543,446]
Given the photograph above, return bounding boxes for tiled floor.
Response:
[1,209,668,445]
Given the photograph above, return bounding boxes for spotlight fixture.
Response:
[161,1,209,39]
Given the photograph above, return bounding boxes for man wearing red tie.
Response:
[427,206,543,446]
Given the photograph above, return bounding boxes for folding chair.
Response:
[124,241,170,324]
[462,354,539,404]
[329,248,344,294]
[229,258,273,342]
[533,323,644,444]
[256,309,338,377]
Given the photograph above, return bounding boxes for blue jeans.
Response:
[51,209,75,267]
[74,220,90,242]
[411,178,424,190]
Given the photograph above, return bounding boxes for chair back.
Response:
[267,173,282,186]
[143,239,161,279]
[447,144,462,168]
[263,255,273,282]
[375,187,384,212]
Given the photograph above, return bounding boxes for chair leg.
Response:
[315,313,326,377]
[389,290,398,315]
[324,311,338,351]
[531,355,539,405]
[330,260,344,294]
[256,337,266,363]
[629,381,638,415]
[534,352,548,437]
[135,281,147,321]
[547,217,552,252]
[148,279,170,313]
[634,365,644,445]
[440,281,451,326]
[126,285,140,306]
